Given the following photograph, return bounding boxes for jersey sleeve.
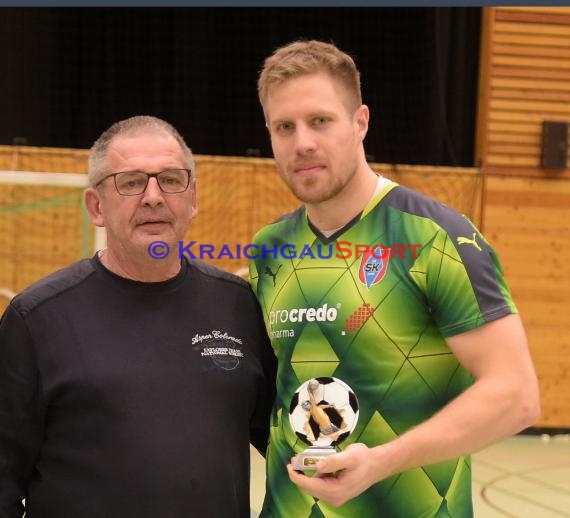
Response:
[410,219,517,338]
[0,305,45,517]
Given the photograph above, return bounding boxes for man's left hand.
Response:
[287,443,387,507]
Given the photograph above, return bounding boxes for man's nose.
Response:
[293,124,317,154]
[141,177,165,206]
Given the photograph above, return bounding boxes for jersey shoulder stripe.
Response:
[384,185,516,329]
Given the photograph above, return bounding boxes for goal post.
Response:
[0,170,101,312]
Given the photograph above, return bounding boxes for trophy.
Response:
[289,376,359,471]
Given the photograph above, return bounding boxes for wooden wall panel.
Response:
[0,146,481,308]
[478,7,570,177]
[484,176,570,429]
[477,8,570,428]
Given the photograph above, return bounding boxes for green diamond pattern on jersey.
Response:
[250,182,516,517]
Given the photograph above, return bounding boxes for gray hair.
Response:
[88,115,195,186]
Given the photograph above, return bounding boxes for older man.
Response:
[0,116,275,518]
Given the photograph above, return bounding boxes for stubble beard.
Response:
[280,166,356,205]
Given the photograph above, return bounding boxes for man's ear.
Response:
[355,104,370,141]
[85,187,105,228]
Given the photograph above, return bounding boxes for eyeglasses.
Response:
[94,168,192,196]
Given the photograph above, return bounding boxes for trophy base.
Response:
[294,447,337,471]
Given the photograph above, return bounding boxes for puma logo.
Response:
[457,232,482,252]
[264,265,282,287]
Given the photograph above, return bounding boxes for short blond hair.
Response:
[258,40,362,114]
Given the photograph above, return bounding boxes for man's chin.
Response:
[292,186,337,205]
[287,176,335,204]
[135,234,177,252]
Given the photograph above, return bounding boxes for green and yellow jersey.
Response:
[250,180,516,518]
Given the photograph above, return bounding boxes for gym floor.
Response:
[249,433,570,517]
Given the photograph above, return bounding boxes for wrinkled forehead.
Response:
[105,131,186,170]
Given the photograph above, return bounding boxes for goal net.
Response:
[0,170,102,313]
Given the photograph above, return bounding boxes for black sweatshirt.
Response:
[0,255,276,518]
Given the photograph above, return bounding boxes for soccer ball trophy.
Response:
[289,377,359,471]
